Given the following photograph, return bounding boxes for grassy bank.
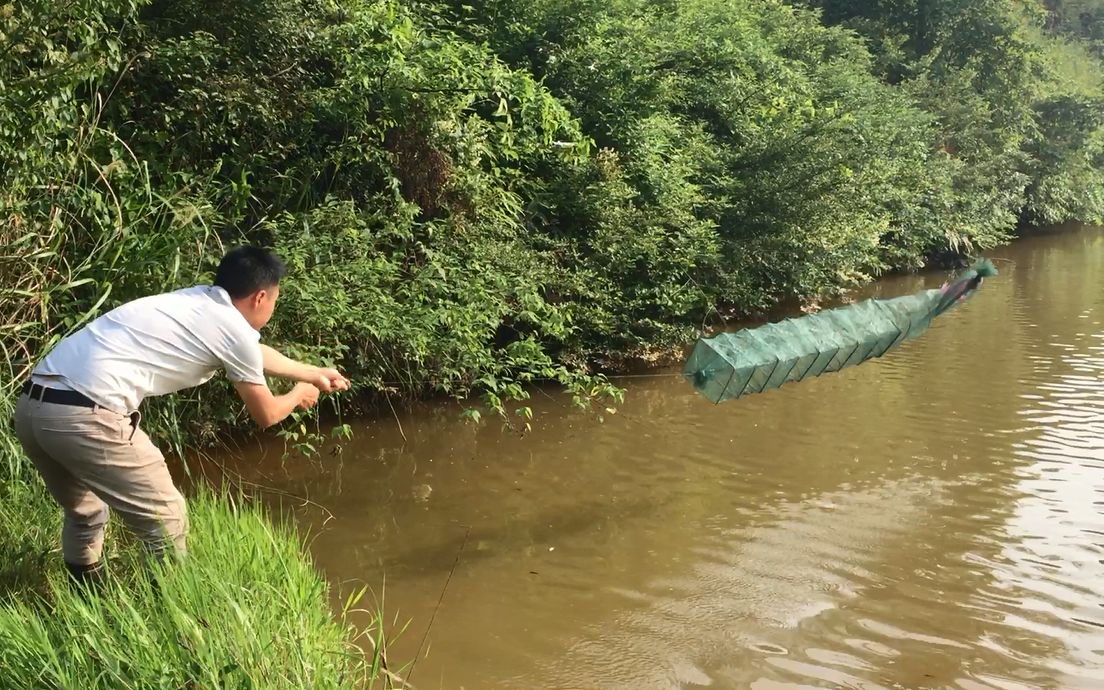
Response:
[0,461,390,690]
[0,396,389,689]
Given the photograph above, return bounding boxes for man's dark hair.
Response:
[214,246,287,299]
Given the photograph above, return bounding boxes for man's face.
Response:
[246,283,280,330]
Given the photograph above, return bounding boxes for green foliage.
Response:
[1043,0,1104,57]
[2,0,620,449]
[1024,93,1104,224]
[803,0,1104,229]
[3,0,1102,445]
[440,0,1044,361]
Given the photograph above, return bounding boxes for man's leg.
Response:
[28,403,188,563]
[108,422,189,561]
[14,395,110,586]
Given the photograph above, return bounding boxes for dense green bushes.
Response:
[446,1,977,345]
[3,0,1102,430]
[2,0,618,443]
[438,0,1103,358]
[804,0,1104,229]
[1044,0,1104,57]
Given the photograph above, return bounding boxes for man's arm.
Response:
[233,381,320,429]
[260,344,350,392]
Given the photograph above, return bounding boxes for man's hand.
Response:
[234,381,320,429]
[310,367,350,393]
[262,345,351,392]
[294,382,321,410]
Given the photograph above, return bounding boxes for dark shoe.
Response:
[64,560,105,591]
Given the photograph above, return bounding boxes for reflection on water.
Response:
[222,227,1104,690]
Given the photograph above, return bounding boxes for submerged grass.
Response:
[0,444,392,690]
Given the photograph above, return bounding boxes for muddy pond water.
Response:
[222,226,1104,690]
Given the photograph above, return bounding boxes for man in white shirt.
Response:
[14,246,350,586]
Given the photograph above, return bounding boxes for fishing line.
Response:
[407,525,470,687]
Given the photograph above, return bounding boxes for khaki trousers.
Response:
[14,393,187,566]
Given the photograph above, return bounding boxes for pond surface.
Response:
[228,226,1104,690]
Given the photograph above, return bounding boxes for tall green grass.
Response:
[0,469,394,690]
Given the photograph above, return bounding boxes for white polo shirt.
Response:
[32,285,267,414]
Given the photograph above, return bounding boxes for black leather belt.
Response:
[21,381,98,409]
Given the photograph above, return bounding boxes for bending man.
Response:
[14,246,349,585]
